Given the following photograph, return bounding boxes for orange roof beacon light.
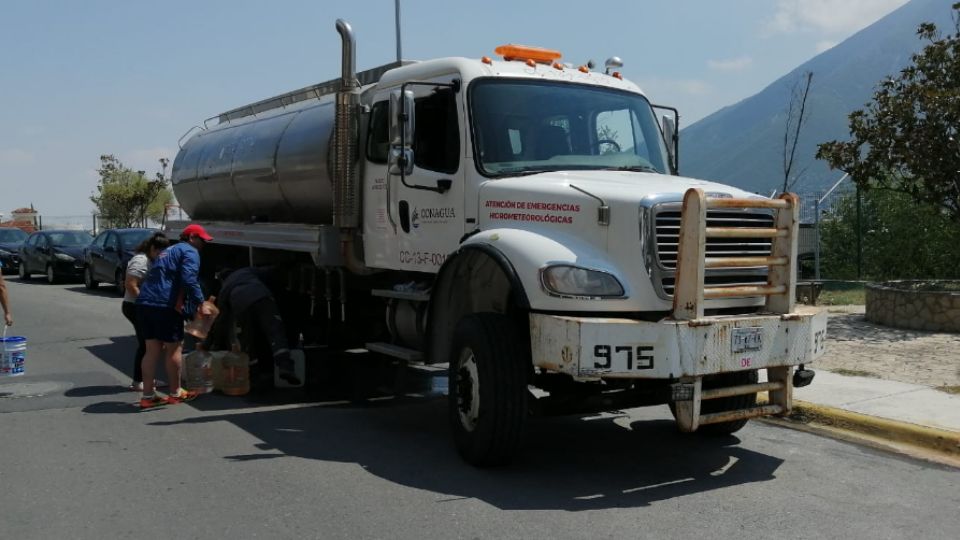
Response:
[494,44,562,64]
[481,56,493,65]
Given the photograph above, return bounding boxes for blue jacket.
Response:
[136,242,204,317]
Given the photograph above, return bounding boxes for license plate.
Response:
[731,327,763,353]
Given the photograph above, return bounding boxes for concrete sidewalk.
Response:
[794,370,960,433]
[761,369,960,464]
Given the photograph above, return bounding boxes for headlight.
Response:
[55,252,75,262]
[0,249,10,256]
[540,265,625,298]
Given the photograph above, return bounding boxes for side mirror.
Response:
[388,89,415,176]
[661,114,678,174]
[105,245,116,253]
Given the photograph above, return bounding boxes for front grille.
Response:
[653,207,774,298]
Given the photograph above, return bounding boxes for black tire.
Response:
[18,263,30,280]
[46,264,58,284]
[697,370,759,436]
[84,266,99,290]
[115,270,125,296]
[448,313,528,467]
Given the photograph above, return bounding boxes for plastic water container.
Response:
[182,350,214,393]
[184,299,220,339]
[0,328,26,377]
[213,349,250,396]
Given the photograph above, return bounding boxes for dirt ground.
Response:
[816,305,960,388]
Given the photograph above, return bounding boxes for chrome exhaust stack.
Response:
[333,19,361,230]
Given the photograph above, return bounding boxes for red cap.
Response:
[182,223,213,242]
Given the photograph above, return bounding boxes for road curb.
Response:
[774,400,960,458]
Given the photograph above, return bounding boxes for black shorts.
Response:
[137,305,184,343]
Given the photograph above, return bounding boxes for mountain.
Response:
[680,0,956,195]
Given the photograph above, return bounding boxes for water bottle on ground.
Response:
[182,349,214,393]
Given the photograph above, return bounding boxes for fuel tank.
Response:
[172,96,336,224]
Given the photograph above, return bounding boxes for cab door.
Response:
[362,76,465,273]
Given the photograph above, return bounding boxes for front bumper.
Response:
[54,259,85,278]
[0,253,19,272]
[529,305,827,382]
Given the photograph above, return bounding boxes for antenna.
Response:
[395,0,403,62]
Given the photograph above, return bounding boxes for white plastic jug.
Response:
[0,326,26,377]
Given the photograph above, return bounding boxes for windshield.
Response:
[470,79,671,177]
[119,229,155,251]
[48,231,93,247]
[0,229,28,243]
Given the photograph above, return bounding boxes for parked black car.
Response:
[0,228,28,274]
[18,229,94,284]
[83,228,159,294]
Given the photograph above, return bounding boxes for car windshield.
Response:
[0,229,28,243]
[470,79,671,177]
[119,229,155,250]
[48,231,93,247]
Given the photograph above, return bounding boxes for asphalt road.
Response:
[1,277,958,540]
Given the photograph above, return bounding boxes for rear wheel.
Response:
[84,266,99,290]
[18,263,30,280]
[46,264,58,284]
[448,313,528,467]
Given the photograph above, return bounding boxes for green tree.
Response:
[817,3,960,224]
[820,189,960,280]
[90,155,172,228]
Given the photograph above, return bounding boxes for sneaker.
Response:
[139,395,165,409]
[166,388,199,404]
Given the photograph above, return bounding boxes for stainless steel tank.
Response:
[172,97,337,224]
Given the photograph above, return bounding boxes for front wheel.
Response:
[18,263,31,280]
[670,370,759,436]
[84,266,99,290]
[698,370,759,435]
[46,265,58,284]
[448,313,528,467]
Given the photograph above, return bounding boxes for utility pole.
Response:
[395,0,402,62]
[856,184,862,280]
[814,194,821,281]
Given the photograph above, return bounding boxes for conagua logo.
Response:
[412,207,456,228]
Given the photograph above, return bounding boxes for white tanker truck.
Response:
[169,20,826,465]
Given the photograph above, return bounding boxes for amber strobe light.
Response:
[494,44,562,64]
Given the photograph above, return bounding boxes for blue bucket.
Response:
[0,332,27,377]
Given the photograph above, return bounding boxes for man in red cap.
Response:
[135,223,213,408]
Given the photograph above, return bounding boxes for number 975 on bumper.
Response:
[528,307,828,382]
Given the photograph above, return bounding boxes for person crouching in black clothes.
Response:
[202,266,300,387]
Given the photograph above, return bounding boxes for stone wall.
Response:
[865,281,960,333]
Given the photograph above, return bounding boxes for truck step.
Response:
[370,288,431,302]
[701,381,784,400]
[699,404,784,426]
[365,342,423,362]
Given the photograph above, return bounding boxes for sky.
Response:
[0,0,910,221]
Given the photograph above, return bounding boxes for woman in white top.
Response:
[121,233,169,391]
